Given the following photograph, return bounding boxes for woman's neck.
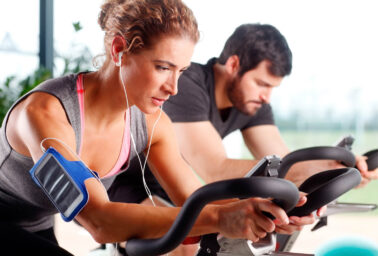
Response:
[82,68,128,126]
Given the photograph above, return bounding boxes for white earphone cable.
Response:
[119,57,162,207]
[39,138,102,184]
[38,52,165,255]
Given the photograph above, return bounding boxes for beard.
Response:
[226,78,262,116]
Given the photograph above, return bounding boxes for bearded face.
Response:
[225,60,283,116]
[226,75,265,116]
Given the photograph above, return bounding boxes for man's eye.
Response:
[156,65,170,71]
[258,83,269,88]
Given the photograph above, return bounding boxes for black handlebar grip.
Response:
[278,146,356,178]
[125,177,299,256]
[287,168,361,217]
[363,149,378,170]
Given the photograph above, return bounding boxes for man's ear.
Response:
[225,55,240,77]
[111,36,126,64]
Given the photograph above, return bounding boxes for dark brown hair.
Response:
[218,23,292,77]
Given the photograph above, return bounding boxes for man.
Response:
[162,23,376,186]
[165,23,292,183]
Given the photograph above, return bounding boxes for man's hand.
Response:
[355,155,378,188]
[321,155,378,188]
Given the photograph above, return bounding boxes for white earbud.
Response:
[116,52,123,67]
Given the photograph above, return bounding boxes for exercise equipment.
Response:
[198,145,361,256]
[307,136,378,233]
[275,145,356,252]
[277,135,378,252]
[124,149,360,256]
[125,177,300,256]
[363,149,378,170]
[125,136,377,256]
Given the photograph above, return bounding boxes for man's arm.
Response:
[242,125,316,184]
[172,122,282,183]
[242,125,378,187]
[242,125,349,185]
[172,121,317,234]
[242,124,290,159]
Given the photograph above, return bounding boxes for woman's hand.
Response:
[216,197,289,242]
[274,193,322,234]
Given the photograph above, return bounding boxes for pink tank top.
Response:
[76,74,130,178]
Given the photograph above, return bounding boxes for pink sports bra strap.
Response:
[76,74,131,177]
[104,110,131,177]
[77,74,85,155]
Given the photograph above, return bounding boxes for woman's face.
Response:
[121,35,195,114]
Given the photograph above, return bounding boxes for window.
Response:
[0,1,39,82]
[53,0,104,75]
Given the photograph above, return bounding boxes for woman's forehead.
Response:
[134,35,195,68]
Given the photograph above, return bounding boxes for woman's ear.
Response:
[225,55,240,77]
[111,36,126,66]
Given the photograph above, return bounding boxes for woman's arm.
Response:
[8,92,77,161]
[144,110,204,205]
[8,93,191,241]
[10,94,289,244]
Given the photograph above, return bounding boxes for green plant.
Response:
[0,67,53,124]
[0,75,17,123]
[19,67,53,96]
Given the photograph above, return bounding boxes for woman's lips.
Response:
[152,97,166,106]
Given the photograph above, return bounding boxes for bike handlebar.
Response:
[288,167,361,216]
[125,146,365,256]
[125,177,299,256]
[278,146,356,178]
[363,149,378,170]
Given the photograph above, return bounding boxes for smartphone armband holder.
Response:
[30,147,98,222]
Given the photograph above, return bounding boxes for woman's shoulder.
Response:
[32,73,79,97]
[11,91,69,133]
[5,90,71,158]
[10,73,81,123]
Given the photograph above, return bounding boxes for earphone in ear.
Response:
[116,52,123,67]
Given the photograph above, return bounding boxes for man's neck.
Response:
[213,62,233,110]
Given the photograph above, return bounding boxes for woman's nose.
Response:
[165,72,179,96]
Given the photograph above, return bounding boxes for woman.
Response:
[0,0,311,254]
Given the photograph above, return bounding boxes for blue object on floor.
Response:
[316,235,378,256]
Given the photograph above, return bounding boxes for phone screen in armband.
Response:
[30,147,96,221]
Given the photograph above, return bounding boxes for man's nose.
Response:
[260,88,272,103]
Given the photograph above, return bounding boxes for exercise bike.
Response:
[305,136,377,237]
[124,146,362,256]
[274,136,378,252]
[207,136,378,255]
[197,145,361,256]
